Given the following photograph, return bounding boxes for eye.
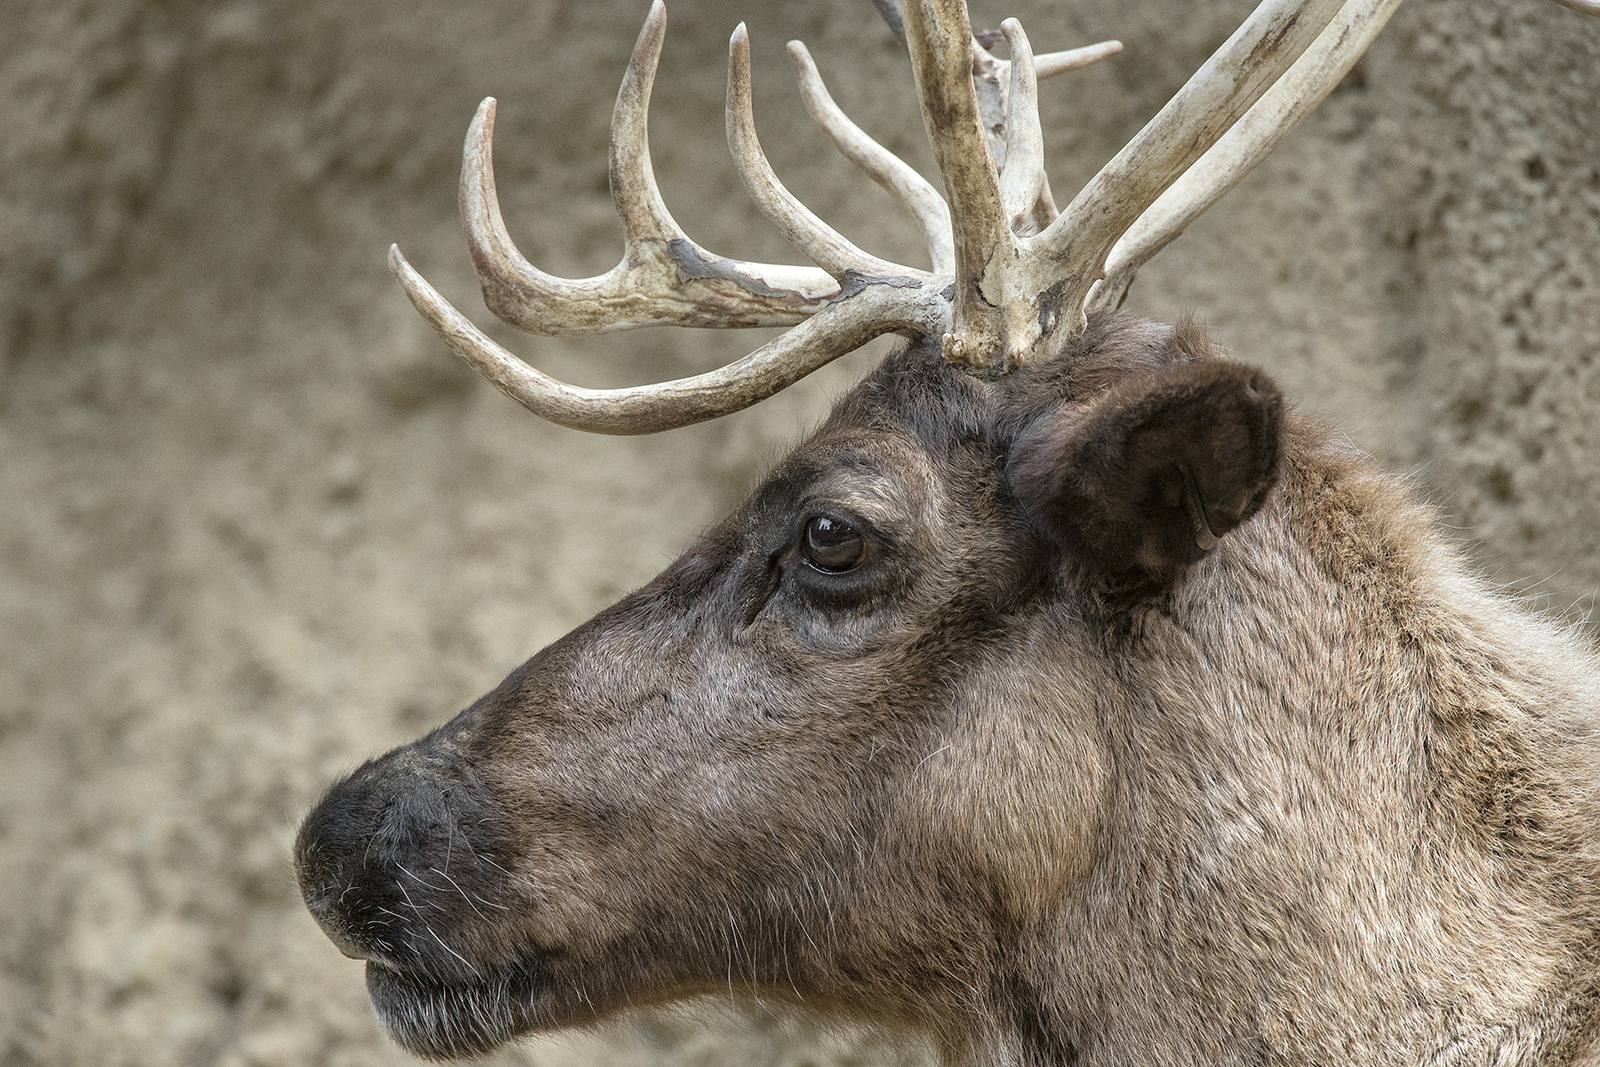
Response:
[801,516,866,573]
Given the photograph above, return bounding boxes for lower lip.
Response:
[364,955,548,1058]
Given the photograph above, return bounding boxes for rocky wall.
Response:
[2,0,1596,1064]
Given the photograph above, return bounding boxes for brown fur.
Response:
[296,315,1600,1065]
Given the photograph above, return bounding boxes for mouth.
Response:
[365,955,557,1060]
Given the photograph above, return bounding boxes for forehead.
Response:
[816,340,992,451]
[826,314,1184,442]
[748,312,1191,514]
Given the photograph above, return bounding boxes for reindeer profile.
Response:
[295,0,1600,1062]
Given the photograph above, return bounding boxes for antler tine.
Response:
[1026,0,1346,341]
[391,245,933,434]
[787,40,956,277]
[899,0,1012,371]
[603,0,676,248]
[969,29,1117,237]
[996,19,1046,235]
[726,24,930,284]
[450,0,840,337]
[1034,41,1123,80]
[1090,0,1406,312]
[967,31,1119,179]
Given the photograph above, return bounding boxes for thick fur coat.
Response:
[297,314,1600,1064]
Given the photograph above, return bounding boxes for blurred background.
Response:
[2,0,1597,1063]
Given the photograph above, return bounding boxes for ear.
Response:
[1007,355,1284,587]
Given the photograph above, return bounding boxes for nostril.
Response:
[303,880,373,961]
[322,917,375,962]
[297,840,377,962]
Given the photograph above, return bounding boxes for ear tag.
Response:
[1179,466,1220,551]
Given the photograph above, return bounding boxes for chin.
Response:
[365,957,555,1060]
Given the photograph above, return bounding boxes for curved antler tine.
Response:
[1029,0,1346,334]
[609,0,680,243]
[726,25,922,282]
[1089,0,1405,313]
[391,245,932,434]
[460,98,629,334]
[787,40,956,277]
[1549,0,1600,14]
[900,0,1012,369]
[997,19,1045,234]
[1034,40,1122,80]
[1029,175,1060,235]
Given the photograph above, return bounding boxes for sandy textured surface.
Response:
[2,0,1597,1064]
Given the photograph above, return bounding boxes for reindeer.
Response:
[294,0,1600,1062]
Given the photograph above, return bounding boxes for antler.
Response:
[392,0,946,433]
[393,0,1596,433]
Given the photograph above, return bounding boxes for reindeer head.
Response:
[294,0,1599,1059]
[296,314,1287,1057]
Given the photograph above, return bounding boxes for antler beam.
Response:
[391,245,932,433]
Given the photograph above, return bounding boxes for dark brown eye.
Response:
[802,516,866,573]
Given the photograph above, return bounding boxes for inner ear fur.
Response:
[1007,335,1284,587]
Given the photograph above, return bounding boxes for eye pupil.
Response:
[803,516,865,573]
